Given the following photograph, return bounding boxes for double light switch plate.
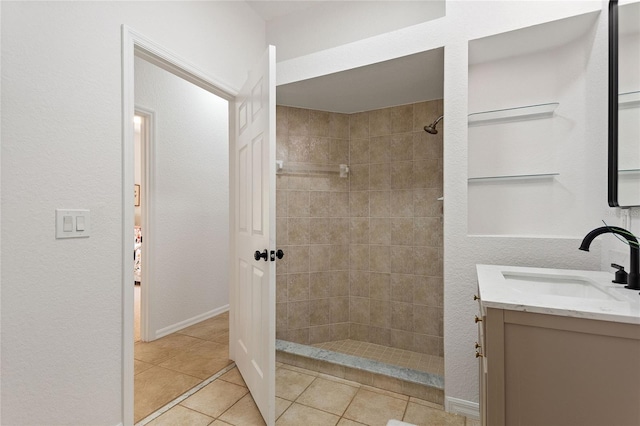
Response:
[55,209,90,239]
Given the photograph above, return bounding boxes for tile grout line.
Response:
[135,363,237,426]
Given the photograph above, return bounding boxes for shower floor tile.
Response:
[312,339,444,376]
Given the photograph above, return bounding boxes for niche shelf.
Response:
[619,91,640,109]
[468,102,559,125]
[468,172,559,183]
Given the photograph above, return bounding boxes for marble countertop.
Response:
[476,264,640,325]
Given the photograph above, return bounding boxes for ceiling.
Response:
[246,1,445,113]
[276,48,444,114]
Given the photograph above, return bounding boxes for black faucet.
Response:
[579,226,639,290]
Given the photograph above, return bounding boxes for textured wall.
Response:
[276,100,444,357]
[0,2,264,424]
[135,57,229,338]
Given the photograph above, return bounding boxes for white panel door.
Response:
[233,45,276,425]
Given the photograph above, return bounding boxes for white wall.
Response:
[0,2,264,424]
[135,56,229,337]
[275,0,609,412]
[265,1,445,61]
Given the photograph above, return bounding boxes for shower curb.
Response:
[276,339,444,405]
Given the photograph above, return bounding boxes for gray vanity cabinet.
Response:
[476,296,640,426]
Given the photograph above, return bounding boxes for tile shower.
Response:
[276,99,444,376]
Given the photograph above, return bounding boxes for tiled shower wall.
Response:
[276,100,444,357]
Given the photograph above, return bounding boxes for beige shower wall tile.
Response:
[350,138,370,165]
[390,329,414,351]
[288,135,310,162]
[414,247,442,276]
[390,190,413,217]
[390,161,413,190]
[277,275,287,303]
[287,328,310,345]
[277,135,289,162]
[390,218,413,246]
[288,107,309,136]
[350,297,370,324]
[350,111,370,140]
[391,246,414,274]
[369,245,390,273]
[310,245,332,272]
[350,218,369,244]
[330,272,350,296]
[349,164,369,191]
[370,136,391,163]
[310,218,331,245]
[287,273,309,302]
[330,138,349,164]
[369,326,390,346]
[330,218,350,245]
[349,323,370,342]
[413,306,443,337]
[310,191,331,218]
[288,301,310,330]
[288,174,311,190]
[350,271,370,297]
[413,131,443,160]
[413,275,443,307]
[390,133,413,161]
[369,162,390,190]
[390,274,415,303]
[350,244,369,271]
[277,105,289,136]
[414,216,443,247]
[309,325,332,344]
[330,192,350,218]
[369,218,390,245]
[330,245,350,271]
[288,218,310,245]
[309,137,331,163]
[330,297,350,323]
[288,191,310,217]
[349,191,369,217]
[277,190,288,218]
[287,245,309,273]
[414,188,442,218]
[330,113,350,139]
[369,273,390,301]
[370,107,391,137]
[369,191,389,218]
[331,323,350,341]
[309,272,331,299]
[309,110,330,137]
[413,158,443,189]
[370,299,390,328]
[390,104,414,134]
[309,298,331,326]
[277,218,288,245]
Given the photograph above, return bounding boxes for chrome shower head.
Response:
[424,115,443,135]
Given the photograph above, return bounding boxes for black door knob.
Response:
[254,249,268,261]
[276,249,284,259]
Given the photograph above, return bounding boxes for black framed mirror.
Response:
[609,0,640,207]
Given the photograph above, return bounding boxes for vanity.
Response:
[475,264,640,426]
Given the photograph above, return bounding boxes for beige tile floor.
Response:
[312,340,444,377]
[146,363,479,426]
[136,314,479,426]
[134,312,232,423]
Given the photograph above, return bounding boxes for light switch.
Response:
[63,216,73,232]
[56,209,90,239]
[76,216,85,231]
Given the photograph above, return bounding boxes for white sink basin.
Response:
[501,272,620,301]
[477,264,640,325]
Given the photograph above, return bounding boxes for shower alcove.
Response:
[275,60,445,404]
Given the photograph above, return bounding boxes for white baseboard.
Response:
[446,396,480,419]
[154,305,229,339]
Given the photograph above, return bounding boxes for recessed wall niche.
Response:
[467,11,603,237]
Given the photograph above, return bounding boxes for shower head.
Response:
[424,115,443,134]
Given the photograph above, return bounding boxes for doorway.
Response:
[123,29,239,424]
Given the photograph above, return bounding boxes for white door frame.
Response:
[133,107,153,343]
[121,25,238,425]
